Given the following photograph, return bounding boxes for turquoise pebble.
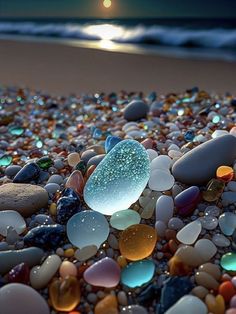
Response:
[84,140,150,215]
[219,212,236,236]
[220,252,236,271]
[105,135,122,153]
[121,260,155,288]
[0,155,12,167]
[66,210,109,249]
[110,209,141,230]
[9,126,24,136]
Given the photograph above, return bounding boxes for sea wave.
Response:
[0,22,236,48]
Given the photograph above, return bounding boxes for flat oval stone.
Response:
[124,100,149,121]
[174,186,200,216]
[150,155,172,171]
[0,247,44,275]
[0,210,26,236]
[212,234,230,247]
[149,169,175,191]
[67,210,109,249]
[198,263,221,281]
[121,260,155,288]
[119,224,157,261]
[0,283,50,314]
[165,295,207,314]
[194,239,217,262]
[221,252,236,271]
[74,245,98,262]
[172,135,236,185]
[0,183,48,217]
[30,255,62,289]
[219,212,236,236]
[110,209,141,230]
[84,140,150,215]
[84,257,120,288]
[13,162,41,183]
[176,220,202,245]
[24,224,64,248]
[168,217,184,230]
[155,195,174,223]
[195,272,219,290]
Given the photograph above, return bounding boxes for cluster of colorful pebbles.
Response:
[0,86,236,314]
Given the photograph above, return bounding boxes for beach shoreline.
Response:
[0,38,236,96]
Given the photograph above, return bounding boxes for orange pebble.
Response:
[219,281,236,302]
[168,255,192,276]
[216,165,234,182]
[94,295,118,314]
[117,256,127,268]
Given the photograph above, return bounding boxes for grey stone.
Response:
[172,135,236,185]
[5,165,22,177]
[0,247,44,274]
[124,100,149,121]
[0,183,48,217]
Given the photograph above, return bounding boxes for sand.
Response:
[0,38,236,95]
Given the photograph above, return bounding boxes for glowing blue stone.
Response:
[110,209,141,230]
[121,260,155,288]
[105,135,122,153]
[84,139,150,215]
[66,210,109,249]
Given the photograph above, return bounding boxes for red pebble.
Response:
[8,262,30,284]
[219,281,236,303]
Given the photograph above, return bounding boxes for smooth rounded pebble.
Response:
[155,195,174,223]
[0,210,26,236]
[0,183,48,217]
[110,209,141,230]
[150,155,172,171]
[30,255,62,289]
[0,247,44,275]
[123,100,149,121]
[67,211,109,249]
[84,257,121,288]
[172,135,236,184]
[149,169,175,191]
[0,283,50,314]
[176,220,202,245]
[194,239,217,262]
[84,140,150,215]
[165,295,207,314]
[74,245,98,262]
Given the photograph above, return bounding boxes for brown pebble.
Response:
[198,263,221,281]
[195,271,219,290]
[165,229,176,241]
[191,286,209,299]
[168,239,178,254]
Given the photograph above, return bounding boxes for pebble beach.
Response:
[0,85,236,314]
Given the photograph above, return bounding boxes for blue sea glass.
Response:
[66,210,109,249]
[84,140,150,215]
[110,209,141,230]
[105,135,122,153]
[121,260,155,288]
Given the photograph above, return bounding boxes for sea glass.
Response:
[84,140,150,215]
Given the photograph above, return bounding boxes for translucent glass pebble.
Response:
[149,169,175,192]
[155,195,174,223]
[0,155,12,167]
[199,215,218,230]
[219,212,236,236]
[121,260,155,288]
[150,155,172,171]
[204,206,220,217]
[220,252,236,271]
[176,220,202,245]
[119,224,157,261]
[9,126,24,136]
[110,209,141,230]
[0,210,26,236]
[212,234,230,247]
[66,211,109,249]
[84,140,150,215]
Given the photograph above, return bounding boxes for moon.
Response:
[103,0,112,8]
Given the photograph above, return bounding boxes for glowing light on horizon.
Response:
[103,0,112,8]
[85,24,123,40]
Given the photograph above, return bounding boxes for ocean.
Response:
[0,18,236,61]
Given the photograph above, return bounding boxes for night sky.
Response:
[0,0,236,18]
